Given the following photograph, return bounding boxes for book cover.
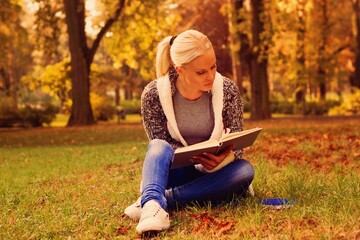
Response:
[171,127,262,169]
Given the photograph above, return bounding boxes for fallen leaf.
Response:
[191,212,235,235]
[216,221,235,235]
[285,137,298,144]
[116,226,131,235]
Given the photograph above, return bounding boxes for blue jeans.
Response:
[140,139,255,210]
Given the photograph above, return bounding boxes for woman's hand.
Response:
[190,145,234,171]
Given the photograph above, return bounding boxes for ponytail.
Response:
[155,30,213,79]
[156,36,172,78]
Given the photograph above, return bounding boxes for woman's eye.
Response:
[196,65,216,74]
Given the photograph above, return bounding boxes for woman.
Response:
[124,29,255,234]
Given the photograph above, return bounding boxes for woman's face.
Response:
[178,48,217,92]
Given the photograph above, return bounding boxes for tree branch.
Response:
[0,68,11,91]
[331,44,350,57]
[88,0,126,66]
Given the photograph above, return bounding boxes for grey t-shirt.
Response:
[173,90,214,145]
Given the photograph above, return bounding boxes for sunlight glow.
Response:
[85,0,102,36]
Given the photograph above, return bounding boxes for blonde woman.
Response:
[124,29,254,234]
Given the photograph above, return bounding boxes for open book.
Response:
[171,127,262,169]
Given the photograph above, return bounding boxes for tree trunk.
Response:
[63,0,125,126]
[231,0,252,96]
[353,0,360,88]
[125,88,133,100]
[64,0,95,126]
[249,0,271,120]
[317,0,328,101]
[295,0,307,114]
[228,0,243,94]
[115,85,120,106]
[0,68,11,94]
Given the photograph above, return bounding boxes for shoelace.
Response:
[142,204,161,218]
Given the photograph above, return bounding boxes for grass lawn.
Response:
[0,116,359,239]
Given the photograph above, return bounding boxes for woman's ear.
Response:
[175,66,182,75]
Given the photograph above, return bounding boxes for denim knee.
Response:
[230,159,255,186]
[148,139,172,147]
[145,139,174,165]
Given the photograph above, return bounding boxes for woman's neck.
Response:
[175,76,203,101]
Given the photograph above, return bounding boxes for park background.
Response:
[1,0,360,126]
[1,0,359,239]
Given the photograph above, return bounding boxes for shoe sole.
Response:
[136,223,170,233]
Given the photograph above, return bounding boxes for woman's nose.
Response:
[207,70,215,80]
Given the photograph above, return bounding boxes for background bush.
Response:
[271,100,294,114]
[0,91,59,127]
[0,94,18,118]
[119,99,141,114]
[17,90,59,127]
[91,93,117,121]
[0,94,20,127]
[329,89,360,115]
[18,104,58,127]
[304,100,341,115]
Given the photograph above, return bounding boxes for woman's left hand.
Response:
[190,145,233,171]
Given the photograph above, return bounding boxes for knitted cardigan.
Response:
[141,69,244,159]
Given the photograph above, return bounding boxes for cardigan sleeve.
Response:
[141,81,183,150]
[222,78,244,159]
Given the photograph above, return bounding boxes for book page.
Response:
[220,127,262,142]
[174,139,219,154]
[217,127,262,153]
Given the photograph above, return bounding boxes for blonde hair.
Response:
[155,30,213,78]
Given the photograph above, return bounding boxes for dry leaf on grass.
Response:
[116,226,131,235]
[191,212,235,235]
[216,220,235,235]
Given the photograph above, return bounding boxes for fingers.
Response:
[190,146,235,171]
[190,154,217,170]
[213,145,233,159]
[222,145,234,155]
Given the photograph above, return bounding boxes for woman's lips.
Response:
[204,81,214,87]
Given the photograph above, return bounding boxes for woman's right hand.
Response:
[190,145,233,171]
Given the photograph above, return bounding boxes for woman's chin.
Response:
[203,85,213,91]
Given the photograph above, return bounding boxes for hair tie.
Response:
[170,36,177,46]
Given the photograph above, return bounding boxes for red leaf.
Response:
[116,226,131,235]
[191,212,235,235]
[217,221,235,235]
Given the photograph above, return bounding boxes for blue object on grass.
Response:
[258,198,295,209]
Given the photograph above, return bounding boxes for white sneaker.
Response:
[124,197,141,221]
[136,200,170,233]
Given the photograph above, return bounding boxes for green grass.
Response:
[0,117,359,239]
